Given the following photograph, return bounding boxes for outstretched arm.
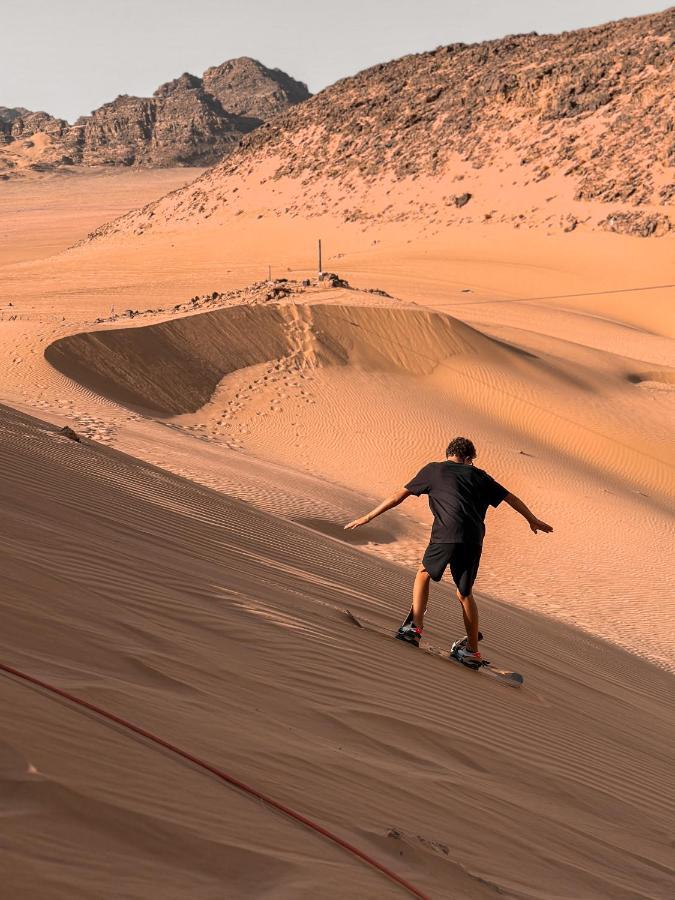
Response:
[344,489,411,530]
[504,493,553,534]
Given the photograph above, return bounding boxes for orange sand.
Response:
[1,167,674,898]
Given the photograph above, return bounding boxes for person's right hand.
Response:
[530,518,553,534]
[344,516,370,530]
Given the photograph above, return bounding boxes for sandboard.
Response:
[344,609,523,688]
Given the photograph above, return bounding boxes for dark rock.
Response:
[59,426,81,442]
[268,285,291,298]
[202,58,309,120]
[0,106,32,123]
[599,211,671,237]
[319,272,350,288]
[453,192,472,207]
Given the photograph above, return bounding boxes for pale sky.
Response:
[3,0,670,122]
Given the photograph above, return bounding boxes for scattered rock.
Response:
[599,211,671,237]
[266,285,292,299]
[59,426,81,442]
[319,272,350,288]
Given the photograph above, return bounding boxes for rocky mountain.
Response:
[0,106,33,123]
[0,58,310,176]
[94,8,674,239]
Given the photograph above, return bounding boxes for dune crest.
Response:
[45,301,490,415]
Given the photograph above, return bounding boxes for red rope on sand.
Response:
[0,661,430,899]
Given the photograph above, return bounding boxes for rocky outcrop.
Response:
[0,109,69,146]
[599,211,672,238]
[0,106,32,124]
[92,8,673,238]
[0,57,309,172]
[202,59,310,120]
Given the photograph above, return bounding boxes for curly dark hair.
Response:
[445,436,477,461]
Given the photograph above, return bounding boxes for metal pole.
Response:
[318,239,322,276]
[268,264,271,281]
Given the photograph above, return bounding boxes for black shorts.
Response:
[422,542,482,595]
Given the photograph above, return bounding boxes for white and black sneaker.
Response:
[396,622,422,647]
[450,632,485,669]
[454,646,483,669]
[450,631,484,656]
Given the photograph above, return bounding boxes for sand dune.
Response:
[44,301,494,415]
[1,16,674,888]
[1,169,672,679]
[45,296,675,493]
[1,404,673,899]
[35,288,675,674]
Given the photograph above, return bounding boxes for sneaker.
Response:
[454,646,483,669]
[450,632,484,657]
[450,636,468,656]
[396,622,422,647]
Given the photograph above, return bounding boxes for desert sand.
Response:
[1,11,675,897]
[0,164,673,898]
[1,399,674,900]
[3,176,674,671]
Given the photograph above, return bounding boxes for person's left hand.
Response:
[344,516,370,530]
[530,518,553,534]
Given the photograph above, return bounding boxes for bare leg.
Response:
[459,600,472,638]
[412,566,431,629]
[457,590,479,652]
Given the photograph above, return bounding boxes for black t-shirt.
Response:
[404,461,509,544]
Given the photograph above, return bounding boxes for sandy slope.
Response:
[1,404,674,899]
[87,9,674,245]
[13,263,674,672]
[0,154,674,898]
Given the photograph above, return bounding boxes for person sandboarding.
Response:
[344,437,553,668]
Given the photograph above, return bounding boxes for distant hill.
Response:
[93,8,674,239]
[0,106,32,123]
[0,58,310,177]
